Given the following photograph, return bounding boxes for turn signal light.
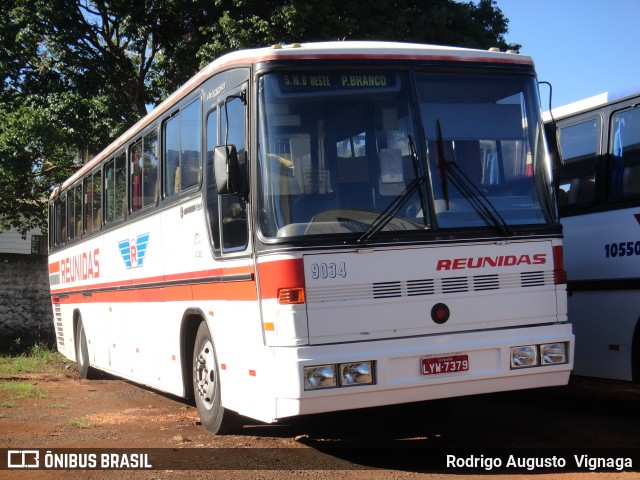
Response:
[278,287,305,305]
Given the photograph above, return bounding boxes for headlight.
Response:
[304,365,336,390]
[340,361,374,386]
[303,361,376,390]
[510,345,538,368]
[540,343,568,365]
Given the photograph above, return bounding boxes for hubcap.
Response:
[194,340,216,410]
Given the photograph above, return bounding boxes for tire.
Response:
[75,316,97,379]
[192,321,241,434]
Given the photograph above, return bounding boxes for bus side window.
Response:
[557,118,600,206]
[610,107,640,197]
[164,99,202,198]
[54,196,66,246]
[83,175,93,233]
[131,141,143,211]
[130,130,158,212]
[180,100,202,192]
[143,130,158,207]
[92,170,102,230]
[104,153,127,223]
[164,114,180,197]
[83,170,102,233]
[114,154,126,219]
[67,184,82,240]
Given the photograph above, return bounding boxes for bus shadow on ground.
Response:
[233,378,640,471]
[239,376,640,448]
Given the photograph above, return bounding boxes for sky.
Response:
[496,0,640,109]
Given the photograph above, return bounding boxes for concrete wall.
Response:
[0,253,54,352]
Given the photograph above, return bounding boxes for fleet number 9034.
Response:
[604,241,640,258]
[310,262,347,279]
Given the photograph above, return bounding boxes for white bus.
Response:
[48,41,573,434]
[546,86,640,382]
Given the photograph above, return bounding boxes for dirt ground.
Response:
[0,361,639,480]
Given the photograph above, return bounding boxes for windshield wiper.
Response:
[356,175,427,244]
[435,119,511,237]
[357,135,431,244]
[435,120,450,210]
[408,134,431,230]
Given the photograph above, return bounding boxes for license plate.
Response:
[421,354,469,376]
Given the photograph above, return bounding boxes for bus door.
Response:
[205,83,249,257]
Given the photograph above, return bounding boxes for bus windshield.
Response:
[257,70,556,240]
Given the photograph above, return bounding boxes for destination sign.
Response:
[279,72,398,93]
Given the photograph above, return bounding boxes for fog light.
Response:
[510,345,538,369]
[540,343,568,365]
[340,361,374,386]
[304,365,337,390]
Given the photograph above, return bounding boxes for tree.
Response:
[196,0,519,61]
[0,0,518,237]
[0,0,213,236]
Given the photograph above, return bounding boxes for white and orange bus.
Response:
[48,41,573,434]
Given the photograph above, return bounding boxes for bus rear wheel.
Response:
[75,315,97,379]
[192,321,241,434]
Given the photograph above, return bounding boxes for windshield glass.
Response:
[417,73,555,229]
[257,70,556,240]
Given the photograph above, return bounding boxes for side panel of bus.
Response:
[563,210,640,381]
[556,97,640,381]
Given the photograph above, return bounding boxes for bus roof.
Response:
[51,41,533,199]
[544,83,640,122]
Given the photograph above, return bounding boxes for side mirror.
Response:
[214,145,240,195]
[544,122,564,169]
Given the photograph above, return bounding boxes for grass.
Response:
[0,344,69,406]
[70,418,94,429]
[0,382,46,399]
[0,343,69,376]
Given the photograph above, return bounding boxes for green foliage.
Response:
[70,418,95,429]
[0,0,518,234]
[0,382,47,399]
[0,343,68,376]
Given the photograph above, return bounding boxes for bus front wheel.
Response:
[192,321,241,434]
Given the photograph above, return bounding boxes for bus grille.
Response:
[306,271,554,303]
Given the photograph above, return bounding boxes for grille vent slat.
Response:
[373,281,402,299]
[473,274,500,291]
[441,277,469,293]
[521,271,546,287]
[407,279,435,296]
[53,302,64,347]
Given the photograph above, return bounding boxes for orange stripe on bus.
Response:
[257,258,305,299]
[50,265,256,295]
[52,277,258,304]
[49,258,306,302]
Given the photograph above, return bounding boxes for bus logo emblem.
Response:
[118,233,150,269]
